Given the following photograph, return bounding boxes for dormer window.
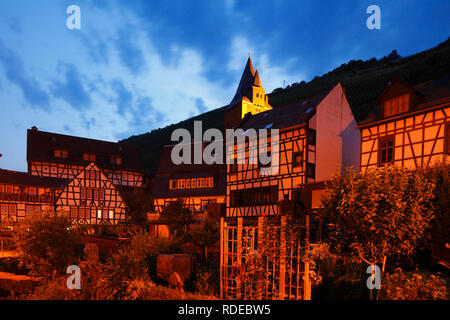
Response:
[54,149,68,158]
[110,156,122,165]
[383,94,410,118]
[83,152,96,162]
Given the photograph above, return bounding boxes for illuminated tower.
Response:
[224,55,273,128]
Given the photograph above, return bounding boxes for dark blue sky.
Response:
[0,0,449,171]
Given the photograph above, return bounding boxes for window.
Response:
[9,205,16,214]
[307,129,316,146]
[109,210,114,219]
[54,149,68,158]
[28,187,37,196]
[89,170,97,180]
[258,151,272,168]
[292,151,303,168]
[83,153,96,161]
[6,186,13,194]
[230,186,278,207]
[229,162,239,174]
[207,177,214,188]
[99,190,105,201]
[383,94,410,118]
[186,179,191,189]
[1,204,8,214]
[191,178,197,188]
[81,188,86,199]
[446,124,450,154]
[307,163,315,179]
[197,178,205,188]
[379,136,395,165]
[87,188,93,200]
[178,179,185,189]
[110,156,122,165]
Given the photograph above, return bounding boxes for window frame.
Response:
[292,151,303,168]
[378,135,395,165]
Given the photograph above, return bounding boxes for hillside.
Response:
[121,37,450,176]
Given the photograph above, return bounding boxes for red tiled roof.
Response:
[0,169,69,188]
[27,128,144,172]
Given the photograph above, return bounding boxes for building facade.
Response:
[220,60,361,299]
[0,127,145,226]
[359,77,450,170]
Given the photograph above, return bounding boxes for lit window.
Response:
[379,137,395,165]
[186,179,191,189]
[191,178,197,188]
[383,94,410,118]
[178,179,185,189]
[109,210,114,219]
[169,180,177,189]
[9,205,16,214]
[97,210,102,219]
[54,150,61,158]
[1,204,8,214]
[110,156,122,165]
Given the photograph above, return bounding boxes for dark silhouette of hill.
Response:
[121,37,450,176]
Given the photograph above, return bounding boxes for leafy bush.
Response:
[13,210,85,277]
[381,269,448,300]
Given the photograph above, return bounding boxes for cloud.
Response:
[110,79,133,116]
[51,63,92,110]
[115,28,147,75]
[0,40,50,110]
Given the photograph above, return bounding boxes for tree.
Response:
[187,216,219,261]
[320,166,435,298]
[14,209,84,277]
[160,200,193,238]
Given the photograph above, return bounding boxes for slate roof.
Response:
[0,169,69,188]
[227,56,256,109]
[27,128,144,172]
[240,91,328,131]
[357,75,450,126]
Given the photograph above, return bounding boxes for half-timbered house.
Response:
[220,81,361,299]
[150,143,227,237]
[0,127,145,227]
[27,127,145,187]
[359,77,450,170]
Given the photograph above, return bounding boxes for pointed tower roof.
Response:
[227,56,256,109]
[253,68,262,87]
